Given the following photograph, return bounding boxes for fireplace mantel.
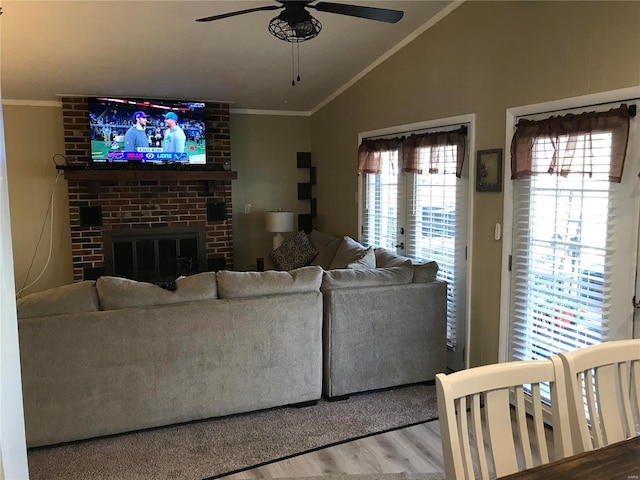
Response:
[58,168,237,182]
[58,167,237,194]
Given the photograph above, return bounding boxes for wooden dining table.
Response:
[498,435,640,479]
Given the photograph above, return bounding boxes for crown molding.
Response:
[230,108,310,117]
[2,99,62,107]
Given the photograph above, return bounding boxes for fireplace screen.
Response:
[104,228,206,283]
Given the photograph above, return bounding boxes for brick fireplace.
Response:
[61,97,234,282]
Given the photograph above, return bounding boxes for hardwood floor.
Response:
[220,420,446,479]
[220,410,556,479]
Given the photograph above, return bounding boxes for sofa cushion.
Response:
[270,230,319,271]
[346,246,376,270]
[17,281,100,319]
[412,261,440,283]
[321,266,413,290]
[374,248,413,268]
[217,266,323,299]
[96,272,218,310]
[309,230,343,270]
[329,236,370,270]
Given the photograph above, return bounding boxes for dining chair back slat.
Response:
[514,385,534,468]
[618,362,635,438]
[486,387,518,474]
[471,394,489,478]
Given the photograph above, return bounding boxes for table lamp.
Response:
[265,210,294,250]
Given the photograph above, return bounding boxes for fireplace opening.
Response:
[104,227,206,283]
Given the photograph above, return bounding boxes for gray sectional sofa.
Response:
[16,230,447,447]
[304,231,448,399]
[17,268,324,447]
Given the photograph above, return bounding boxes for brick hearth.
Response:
[61,97,234,282]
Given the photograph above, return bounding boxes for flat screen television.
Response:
[88,97,206,164]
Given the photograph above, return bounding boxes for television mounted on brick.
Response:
[87,97,206,165]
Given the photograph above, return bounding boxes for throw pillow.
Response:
[329,236,369,270]
[216,266,323,298]
[412,261,440,283]
[346,246,376,270]
[309,230,343,270]
[270,230,318,271]
[16,280,100,319]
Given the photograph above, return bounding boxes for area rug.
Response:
[27,384,438,480]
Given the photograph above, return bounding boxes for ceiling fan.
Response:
[196,1,404,43]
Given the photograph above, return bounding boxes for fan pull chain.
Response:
[291,43,295,86]
[297,43,301,82]
[291,42,302,86]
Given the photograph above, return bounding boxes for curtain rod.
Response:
[364,123,468,141]
[517,99,637,120]
[365,99,637,142]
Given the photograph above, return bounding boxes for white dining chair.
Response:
[559,338,640,453]
[435,357,572,480]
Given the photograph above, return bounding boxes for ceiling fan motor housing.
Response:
[269,3,322,42]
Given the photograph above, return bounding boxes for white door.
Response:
[360,120,471,371]
[503,97,638,382]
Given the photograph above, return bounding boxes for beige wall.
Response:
[310,1,640,367]
[5,104,72,295]
[227,113,311,271]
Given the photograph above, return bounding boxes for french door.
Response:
[360,124,470,371]
[505,102,639,373]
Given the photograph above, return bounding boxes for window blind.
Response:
[509,131,631,370]
[406,144,465,347]
[362,149,400,250]
[361,128,469,358]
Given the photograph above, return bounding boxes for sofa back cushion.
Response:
[321,266,413,290]
[346,247,376,270]
[412,261,439,283]
[17,281,100,319]
[308,230,343,270]
[97,272,218,310]
[217,266,323,299]
[374,248,412,268]
[329,236,372,270]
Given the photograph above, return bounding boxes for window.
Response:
[360,123,470,370]
[507,104,637,376]
[362,149,400,251]
[407,144,464,351]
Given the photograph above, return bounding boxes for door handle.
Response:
[395,242,405,249]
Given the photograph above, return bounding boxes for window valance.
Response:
[357,126,468,177]
[510,104,632,182]
[403,127,467,177]
[357,137,403,174]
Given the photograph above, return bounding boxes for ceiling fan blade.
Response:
[310,2,403,23]
[196,5,282,22]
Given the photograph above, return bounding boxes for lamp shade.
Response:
[265,211,293,233]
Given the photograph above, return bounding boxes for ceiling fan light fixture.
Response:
[268,15,322,42]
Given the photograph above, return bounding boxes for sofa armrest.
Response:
[323,281,447,398]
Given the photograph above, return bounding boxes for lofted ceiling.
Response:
[1,1,456,112]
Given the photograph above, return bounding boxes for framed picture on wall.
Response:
[476,149,503,192]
